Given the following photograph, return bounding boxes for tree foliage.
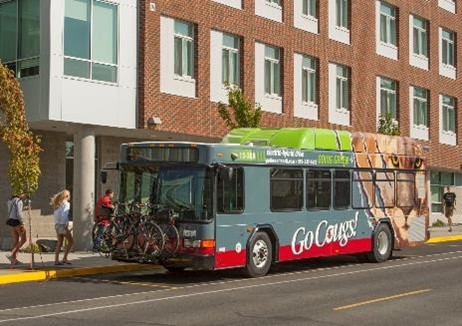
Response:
[218,84,262,130]
[0,63,41,195]
[377,113,400,136]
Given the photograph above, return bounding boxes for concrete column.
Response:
[73,128,95,250]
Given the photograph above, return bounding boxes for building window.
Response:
[0,0,40,78]
[222,33,240,87]
[174,20,194,78]
[336,0,349,29]
[442,95,456,133]
[336,65,349,110]
[302,0,317,17]
[379,2,396,46]
[264,45,281,96]
[379,77,397,118]
[413,16,428,57]
[270,169,303,211]
[302,56,316,104]
[431,171,455,212]
[64,0,118,83]
[441,29,455,67]
[266,0,281,6]
[413,87,428,127]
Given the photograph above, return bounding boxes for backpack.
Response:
[444,192,456,206]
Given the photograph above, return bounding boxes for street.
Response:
[0,242,461,326]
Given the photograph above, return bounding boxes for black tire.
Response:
[92,223,112,254]
[245,232,273,278]
[366,223,393,263]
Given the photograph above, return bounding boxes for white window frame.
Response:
[379,77,397,118]
[294,0,318,34]
[160,16,196,98]
[255,42,282,114]
[442,95,456,133]
[256,0,283,22]
[335,0,349,29]
[409,86,429,140]
[439,27,456,80]
[412,16,428,58]
[302,0,317,18]
[379,2,396,46]
[328,62,350,126]
[439,94,457,145]
[336,65,349,111]
[413,87,428,127]
[264,46,281,97]
[409,15,429,70]
[222,33,240,87]
[438,0,456,14]
[328,0,350,45]
[211,0,242,10]
[301,56,316,104]
[173,20,194,79]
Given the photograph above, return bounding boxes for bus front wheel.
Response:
[367,223,392,263]
[245,232,272,277]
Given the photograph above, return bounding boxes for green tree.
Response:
[0,63,42,196]
[377,113,400,136]
[218,84,262,130]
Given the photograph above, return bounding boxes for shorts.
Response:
[55,224,68,235]
[445,206,454,218]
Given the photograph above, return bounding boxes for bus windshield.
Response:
[119,164,213,221]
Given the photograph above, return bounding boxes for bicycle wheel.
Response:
[112,215,135,254]
[159,223,180,257]
[92,222,112,254]
[137,221,165,257]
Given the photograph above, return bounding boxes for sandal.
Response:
[62,261,72,265]
[54,262,64,266]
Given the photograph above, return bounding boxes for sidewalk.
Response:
[1,226,461,286]
[0,251,162,285]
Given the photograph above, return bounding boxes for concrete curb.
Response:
[0,263,163,286]
[426,235,462,244]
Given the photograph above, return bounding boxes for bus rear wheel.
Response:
[367,223,392,263]
[245,232,272,278]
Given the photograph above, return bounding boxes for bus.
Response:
[103,127,429,277]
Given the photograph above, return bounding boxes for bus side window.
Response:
[396,172,416,208]
[374,171,395,208]
[334,170,350,209]
[270,169,303,211]
[307,170,331,210]
[217,168,244,214]
[352,170,373,209]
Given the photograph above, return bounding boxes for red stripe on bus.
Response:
[215,250,247,269]
[278,238,372,261]
[214,238,372,269]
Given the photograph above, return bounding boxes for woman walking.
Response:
[6,194,27,265]
[50,190,74,265]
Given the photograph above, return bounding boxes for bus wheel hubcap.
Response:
[252,240,268,268]
[377,232,389,256]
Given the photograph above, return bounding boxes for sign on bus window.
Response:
[352,170,373,209]
[374,171,395,208]
[397,172,416,208]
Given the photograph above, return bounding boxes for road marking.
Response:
[0,250,461,316]
[73,277,176,289]
[333,289,432,311]
[0,255,460,323]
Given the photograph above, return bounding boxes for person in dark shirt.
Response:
[443,187,456,232]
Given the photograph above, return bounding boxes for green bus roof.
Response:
[222,128,353,151]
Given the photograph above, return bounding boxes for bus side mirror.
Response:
[100,171,108,184]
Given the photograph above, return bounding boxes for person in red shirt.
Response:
[95,189,115,223]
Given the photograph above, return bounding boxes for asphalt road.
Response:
[0,242,462,326]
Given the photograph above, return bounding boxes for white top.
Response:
[54,202,70,225]
[7,198,24,223]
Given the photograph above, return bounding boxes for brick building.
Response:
[139,0,462,223]
[0,0,460,249]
